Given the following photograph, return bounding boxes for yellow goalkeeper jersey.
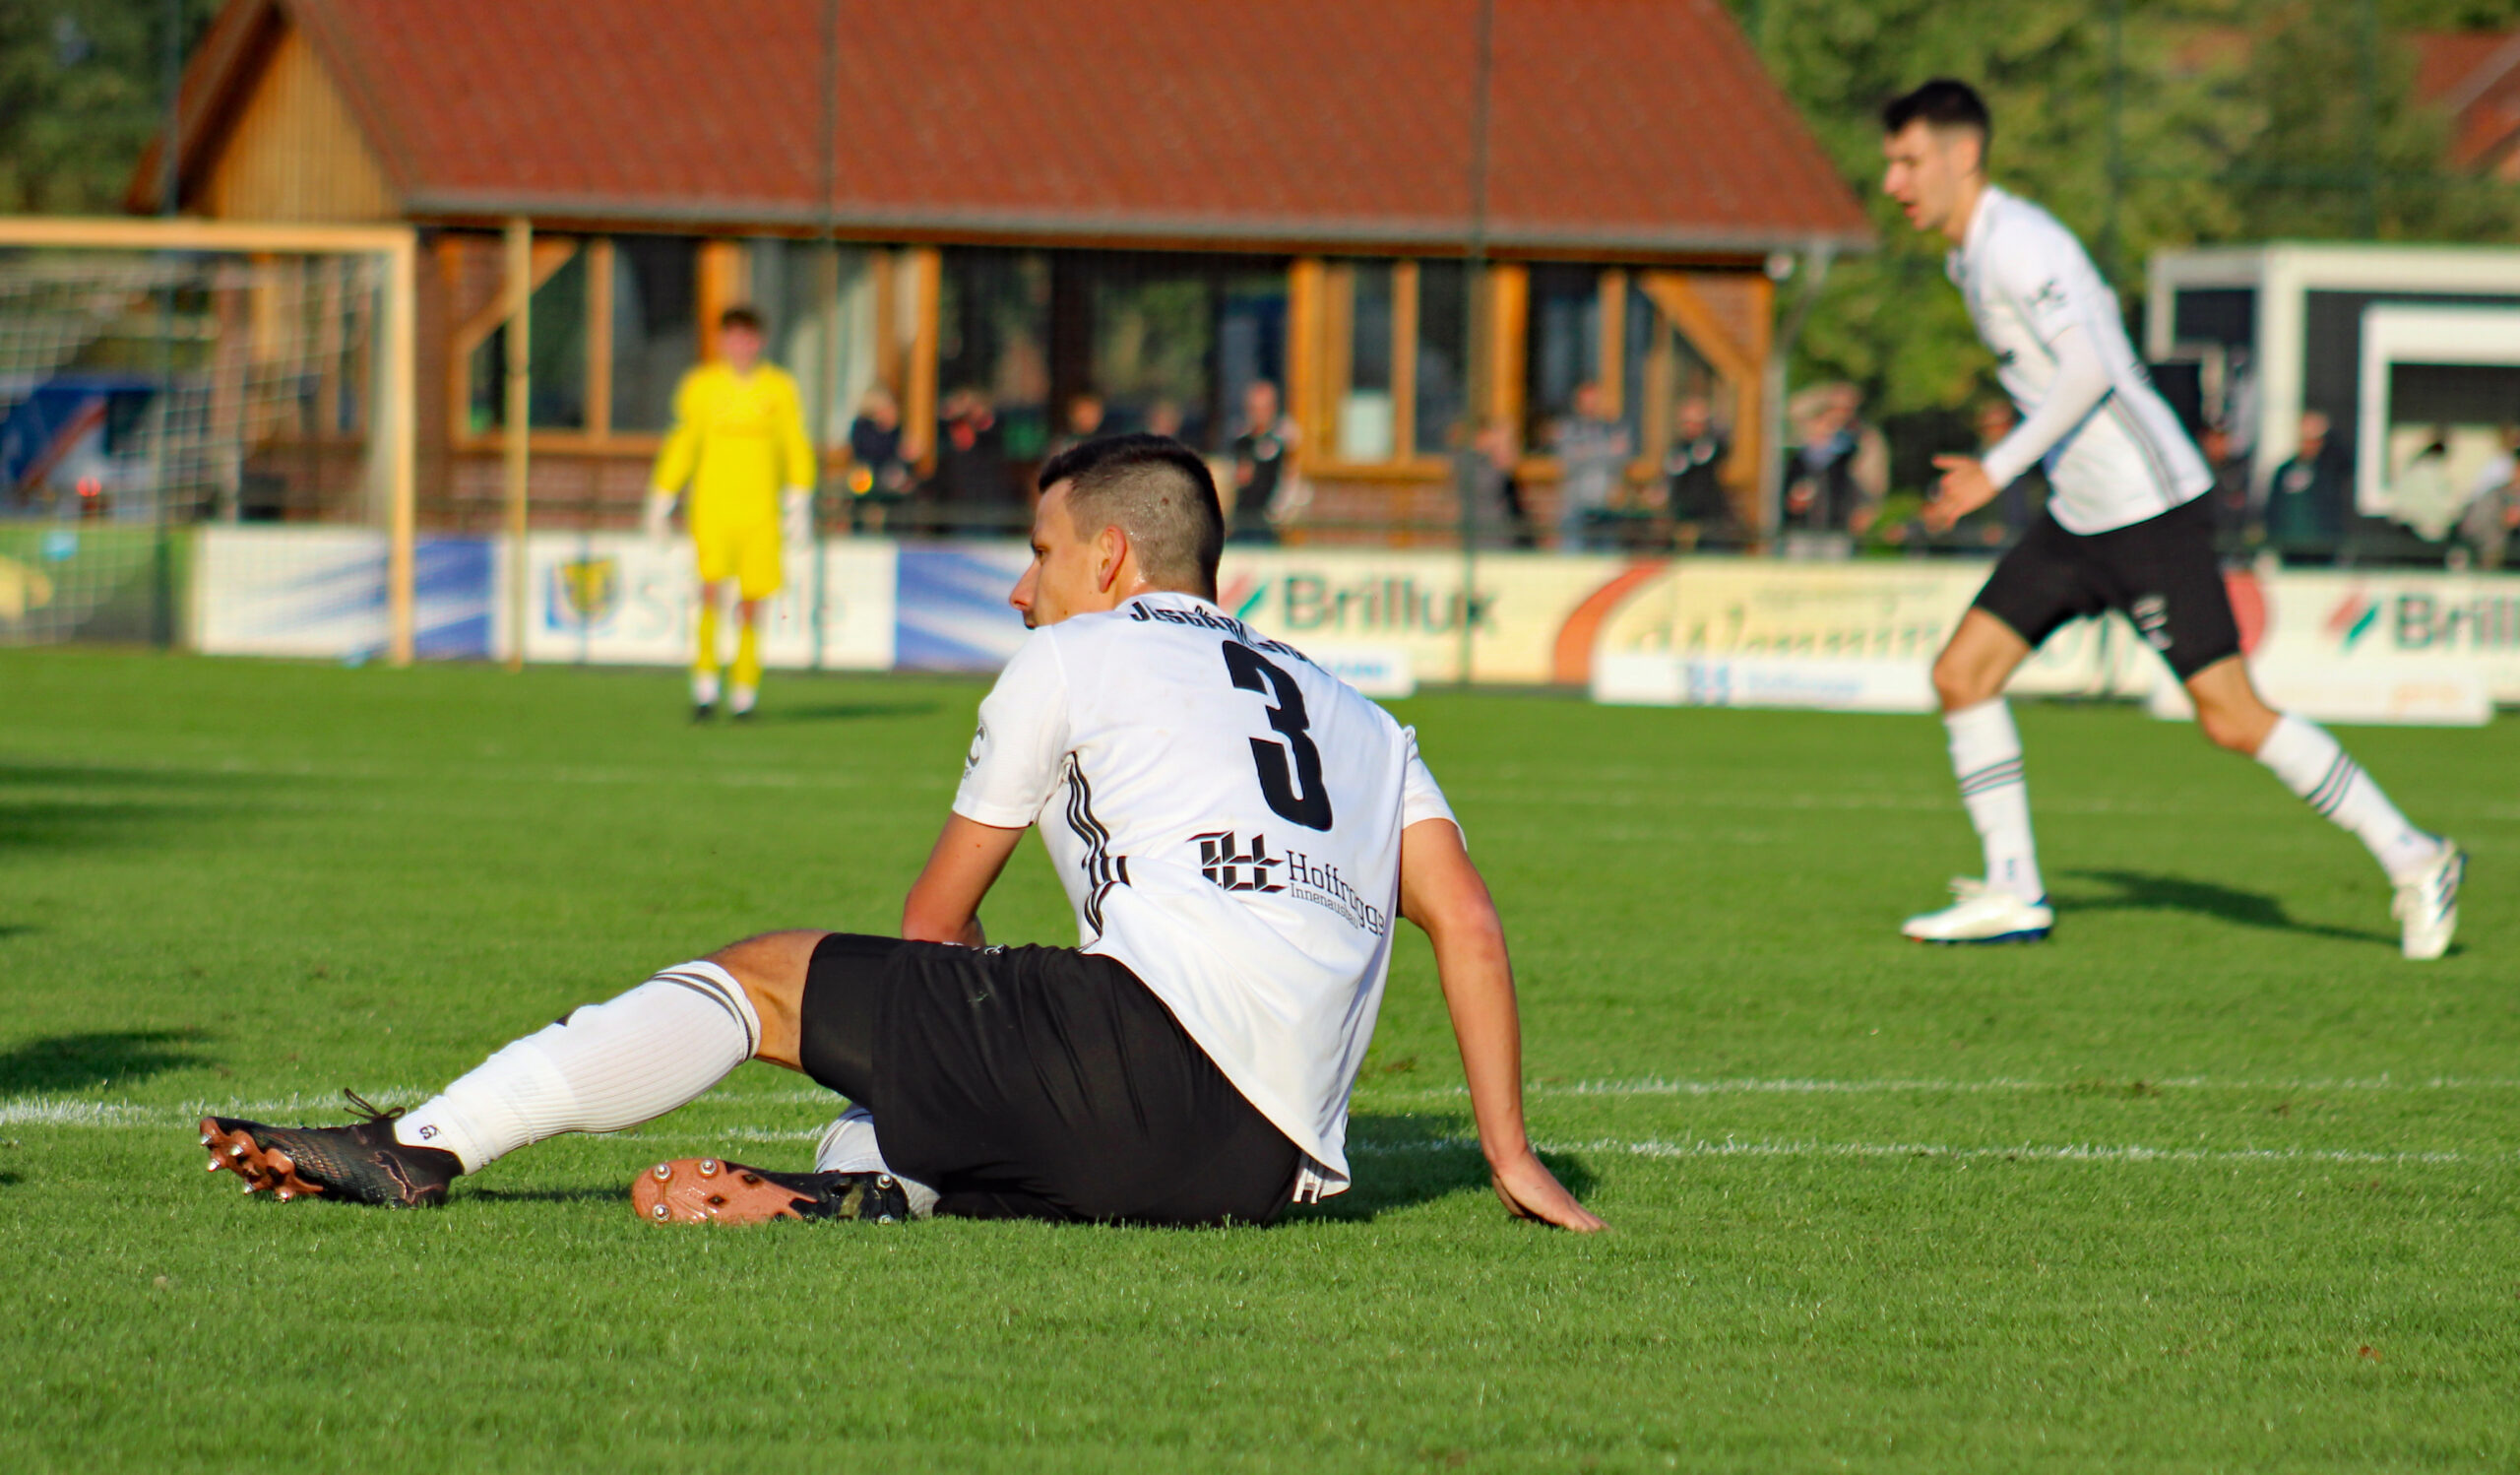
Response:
[650,362,814,535]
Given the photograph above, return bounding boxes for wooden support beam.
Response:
[1484,264,1527,436]
[502,218,532,673]
[1598,269,1627,419]
[904,247,941,470]
[585,239,615,439]
[1285,257,1328,464]
[1391,259,1420,458]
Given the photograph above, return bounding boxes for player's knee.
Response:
[706,930,824,1000]
[1931,657,1995,712]
[2195,704,2259,755]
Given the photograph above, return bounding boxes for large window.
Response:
[609,236,699,432]
[939,249,1052,459]
[1415,260,1469,456]
[467,245,591,432]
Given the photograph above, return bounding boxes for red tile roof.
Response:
[2410,30,2520,174]
[164,0,1871,256]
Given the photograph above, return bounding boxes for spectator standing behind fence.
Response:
[1228,380,1301,545]
[1045,393,1106,461]
[2457,424,2520,570]
[2264,410,2351,562]
[1465,419,1536,548]
[644,305,813,723]
[846,386,913,533]
[1782,382,1886,536]
[1550,382,1632,551]
[1662,394,1733,549]
[927,388,1012,536]
[2198,419,2251,550]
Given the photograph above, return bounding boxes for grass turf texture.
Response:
[3,647,2516,1473]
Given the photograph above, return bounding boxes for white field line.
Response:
[1376,1075,2520,1101]
[10,1073,2517,1130]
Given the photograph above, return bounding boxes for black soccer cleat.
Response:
[632,1158,911,1225]
[199,1089,464,1208]
[691,702,716,723]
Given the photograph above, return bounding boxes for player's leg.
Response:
[691,576,725,719]
[200,931,898,1215]
[1903,609,2053,941]
[727,523,783,719]
[1903,517,2099,942]
[2185,657,2462,959]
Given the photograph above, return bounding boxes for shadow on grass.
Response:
[0,925,32,940]
[1289,1113,1598,1224]
[0,763,264,855]
[0,1173,22,1189]
[462,1186,629,1205]
[2058,868,2396,946]
[0,1031,214,1094]
[754,700,943,724]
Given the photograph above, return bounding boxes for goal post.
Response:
[0,216,419,665]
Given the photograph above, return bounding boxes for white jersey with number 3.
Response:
[1954,184,2209,534]
[952,591,1456,1193]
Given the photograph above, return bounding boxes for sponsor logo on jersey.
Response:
[1187,830,1387,936]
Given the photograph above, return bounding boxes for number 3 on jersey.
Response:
[1222,640,1334,831]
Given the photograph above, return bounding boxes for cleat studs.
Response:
[206,1158,222,1173]
[651,1203,670,1220]
[276,1190,292,1202]
[241,1181,257,1193]
[651,1163,673,1181]
[200,1134,213,1147]
[697,1160,719,1177]
[228,1144,245,1158]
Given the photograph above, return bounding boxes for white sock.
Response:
[2254,715,2442,884]
[729,683,758,716]
[394,962,761,1173]
[1945,698,2044,903]
[813,1104,939,1219]
[692,670,722,706]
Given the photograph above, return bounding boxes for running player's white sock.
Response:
[1945,698,2044,902]
[692,670,722,708]
[728,683,758,717]
[813,1104,940,1219]
[2254,714,2443,884]
[393,963,760,1173]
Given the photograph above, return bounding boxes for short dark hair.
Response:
[1037,434,1225,598]
[720,304,766,334]
[1882,79,1991,157]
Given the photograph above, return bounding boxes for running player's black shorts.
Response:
[795,932,1302,1226]
[1971,495,2241,681]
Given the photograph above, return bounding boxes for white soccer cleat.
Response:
[1902,878,2053,945]
[2393,841,2463,961]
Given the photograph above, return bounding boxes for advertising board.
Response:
[512,534,895,671]
[194,527,491,660]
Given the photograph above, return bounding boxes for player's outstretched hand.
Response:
[1490,1148,1606,1233]
[1924,454,1999,533]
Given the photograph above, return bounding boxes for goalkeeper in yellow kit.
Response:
[644,306,815,720]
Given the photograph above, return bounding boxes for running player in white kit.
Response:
[1879,80,2462,958]
[198,435,1604,1232]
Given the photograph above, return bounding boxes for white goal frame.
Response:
[0,216,419,664]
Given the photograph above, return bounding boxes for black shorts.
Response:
[796,933,1301,1226]
[1972,496,2241,680]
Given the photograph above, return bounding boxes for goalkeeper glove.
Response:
[782,486,814,545]
[643,488,676,545]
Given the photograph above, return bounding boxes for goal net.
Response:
[0,220,412,654]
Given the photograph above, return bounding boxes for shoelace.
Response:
[340,1088,406,1125]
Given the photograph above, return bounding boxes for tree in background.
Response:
[1732,0,2520,437]
[0,1,220,216]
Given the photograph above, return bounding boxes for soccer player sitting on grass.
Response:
[201,435,1605,1233]
[644,305,816,722]
[1878,79,2461,958]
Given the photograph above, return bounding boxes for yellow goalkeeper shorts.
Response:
[693,518,784,602]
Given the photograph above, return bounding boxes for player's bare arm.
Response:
[1398,817,1606,1234]
[903,814,1026,947]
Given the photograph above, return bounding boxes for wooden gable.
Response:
[195,24,397,223]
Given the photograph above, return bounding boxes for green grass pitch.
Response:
[3,647,2515,1472]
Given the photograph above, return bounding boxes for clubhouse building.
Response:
[145,0,1870,543]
